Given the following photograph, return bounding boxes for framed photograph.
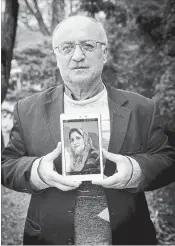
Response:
[60,113,103,181]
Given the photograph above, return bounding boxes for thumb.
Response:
[45,142,62,162]
[102,148,118,163]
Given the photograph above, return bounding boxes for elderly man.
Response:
[2,15,175,245]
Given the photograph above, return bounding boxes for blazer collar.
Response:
[106,85,128,106]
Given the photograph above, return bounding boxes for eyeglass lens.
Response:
[58,41,100,55]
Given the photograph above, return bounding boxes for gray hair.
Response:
[52,15,108,49]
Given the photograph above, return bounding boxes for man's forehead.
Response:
[53,16,101,44]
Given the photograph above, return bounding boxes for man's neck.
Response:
[64,82,104,101]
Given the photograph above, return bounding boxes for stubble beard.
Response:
[64,71,102,100]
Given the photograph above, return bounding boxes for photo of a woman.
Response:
[65,128,100,175]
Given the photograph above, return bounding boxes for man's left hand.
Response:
[92,149,133,189]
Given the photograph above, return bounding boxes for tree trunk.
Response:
[69,0,73,15]
[51,0,59,33]
[1,0,19,150]
[1,0,19,103]
[51,0,65,34]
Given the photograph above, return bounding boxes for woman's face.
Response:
[70,131,85,155]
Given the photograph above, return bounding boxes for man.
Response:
[2,15,175,245]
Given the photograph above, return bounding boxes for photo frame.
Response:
[60,113,103,181]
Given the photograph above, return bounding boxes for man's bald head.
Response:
[52,15,108,49]
[52,15,108,96]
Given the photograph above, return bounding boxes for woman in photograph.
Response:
[66,128,100,175]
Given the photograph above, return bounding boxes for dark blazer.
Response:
[2,85,175,245]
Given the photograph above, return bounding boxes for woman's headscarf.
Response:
[68,128,94,172]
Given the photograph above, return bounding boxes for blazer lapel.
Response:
[105,86,131,176]
[44,85,64,148]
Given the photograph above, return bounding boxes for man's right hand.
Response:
[37,142,81,191]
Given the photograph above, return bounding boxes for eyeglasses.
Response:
[54,40,106,56]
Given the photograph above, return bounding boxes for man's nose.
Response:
[71,44,85,62]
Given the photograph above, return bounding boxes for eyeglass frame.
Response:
[54,40,106,56]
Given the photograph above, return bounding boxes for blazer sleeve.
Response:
[128,101,175,192]
[1,102,40,194]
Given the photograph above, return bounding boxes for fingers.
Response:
[38,142,82,191]
[57,142,62,152]
[49,180,80,191]
[43,171,82,191]
[92,174,126,189]
[45,142,62,162]
[92,173,118,186]
[50,171,82,187]
[92,157,132,189]
[102,148,123,162]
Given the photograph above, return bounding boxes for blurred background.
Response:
[1,0,175,244]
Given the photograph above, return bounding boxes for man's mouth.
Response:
[72,67,88,70]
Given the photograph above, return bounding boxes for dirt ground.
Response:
[1,183,175,245]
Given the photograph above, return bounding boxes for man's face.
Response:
[70,131,85,155]
[53,17,107,89]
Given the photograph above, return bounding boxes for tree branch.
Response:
[33,0,50,35]
[24,0,36,16]
[24,0,50,36]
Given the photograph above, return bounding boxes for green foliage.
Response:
[14,39,63,94]
[79,0,117,18]
[102,0,175,130]
[155,63,175,131]
[78,0,104,16]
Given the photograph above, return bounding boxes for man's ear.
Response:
[53,50,60,68]
[57,60,60,68]
[103,46,108,65]
[55,55,60,69]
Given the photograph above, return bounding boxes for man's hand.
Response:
[92,149,133,189]
[38,142,81,191]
